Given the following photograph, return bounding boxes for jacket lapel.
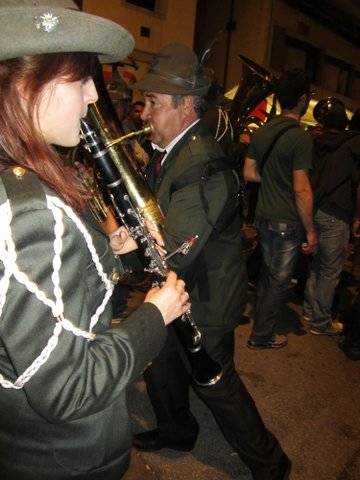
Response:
[155,121,202,192]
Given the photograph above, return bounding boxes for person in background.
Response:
[338,108,360,360]
[119,99,151,168]
[244,68,317,350]
[0,2,189,479]
[349,108,360,281]
[129,100,146,129]
[107,74,134,123]
[302,97,360,335]
[131,42,291,480]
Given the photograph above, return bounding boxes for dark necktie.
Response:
[153,149,166,177]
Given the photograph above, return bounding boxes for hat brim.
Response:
[0,6,134,63]
[131,72,209,96]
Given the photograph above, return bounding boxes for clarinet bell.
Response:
[191,350,223,386]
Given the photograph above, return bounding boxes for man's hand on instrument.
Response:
[144,271,190,325]
[109,226,138,255]
[145,219,167,256]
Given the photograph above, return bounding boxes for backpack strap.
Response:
[259,123,300,173]
[169,158,241,235]
[169,158,232,195]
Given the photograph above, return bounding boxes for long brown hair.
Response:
[0,52,98,212]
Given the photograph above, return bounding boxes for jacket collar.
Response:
[155,120,204,189]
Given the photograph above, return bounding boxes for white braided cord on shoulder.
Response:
[215,107,234,143]
[0,201,13,319]
[0,195,114,389]
[47,196,114,331]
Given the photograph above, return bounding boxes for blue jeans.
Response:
[250,218,304,342]
[303,210,349,329]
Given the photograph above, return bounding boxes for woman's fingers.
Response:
[109,226,138,255]
[144,271,191,325]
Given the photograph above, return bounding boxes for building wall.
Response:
[84,0,196,53]
[82,0,359,112]
[227,0,273,88]
[195,0,359,112]
[83,0,197,83]
[272,0,359,67]
[270,0,360,109]
[193,0,273,91]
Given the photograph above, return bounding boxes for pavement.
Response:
[121,232,360,480]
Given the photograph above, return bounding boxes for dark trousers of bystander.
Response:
[304,209,350,329]
[250,217,304,343]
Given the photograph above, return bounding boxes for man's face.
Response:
[141,93,187,148]
[130,104,144,126]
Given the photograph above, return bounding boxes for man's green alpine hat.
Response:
[132,43,210,96]
[0,0,134,63]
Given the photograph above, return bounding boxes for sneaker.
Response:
[247,334,288,350]
[310,320,344,336]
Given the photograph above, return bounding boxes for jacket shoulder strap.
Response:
[0,168,47,213]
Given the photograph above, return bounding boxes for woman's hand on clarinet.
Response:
[144,271,190,325]
[109,226,138,255]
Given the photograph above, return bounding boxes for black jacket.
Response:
[151,121,247,331]
[312,130,360,222]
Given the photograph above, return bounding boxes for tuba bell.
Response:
[229,55,278,139]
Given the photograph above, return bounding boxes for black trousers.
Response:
[143,326,289,480]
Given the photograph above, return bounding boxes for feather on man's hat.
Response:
[0,0,134,63]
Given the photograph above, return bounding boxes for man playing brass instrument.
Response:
[130,43,291,479]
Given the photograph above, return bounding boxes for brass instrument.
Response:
[80,70,223,387]
[106,124,153,149]
[73,122,153,231]
[86,105,164,234]
[229,55,278,138]
[74,157,109,224]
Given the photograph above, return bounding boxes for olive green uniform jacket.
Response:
[0,171,166,480]
[153,120,247,332]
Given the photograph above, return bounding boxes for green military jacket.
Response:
[154,121,247,331]
[0,170,166,480]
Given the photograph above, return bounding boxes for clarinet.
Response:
[80,118,223,387]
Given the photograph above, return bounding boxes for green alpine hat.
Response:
[132,43,210,96]
[0,0,134,63]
